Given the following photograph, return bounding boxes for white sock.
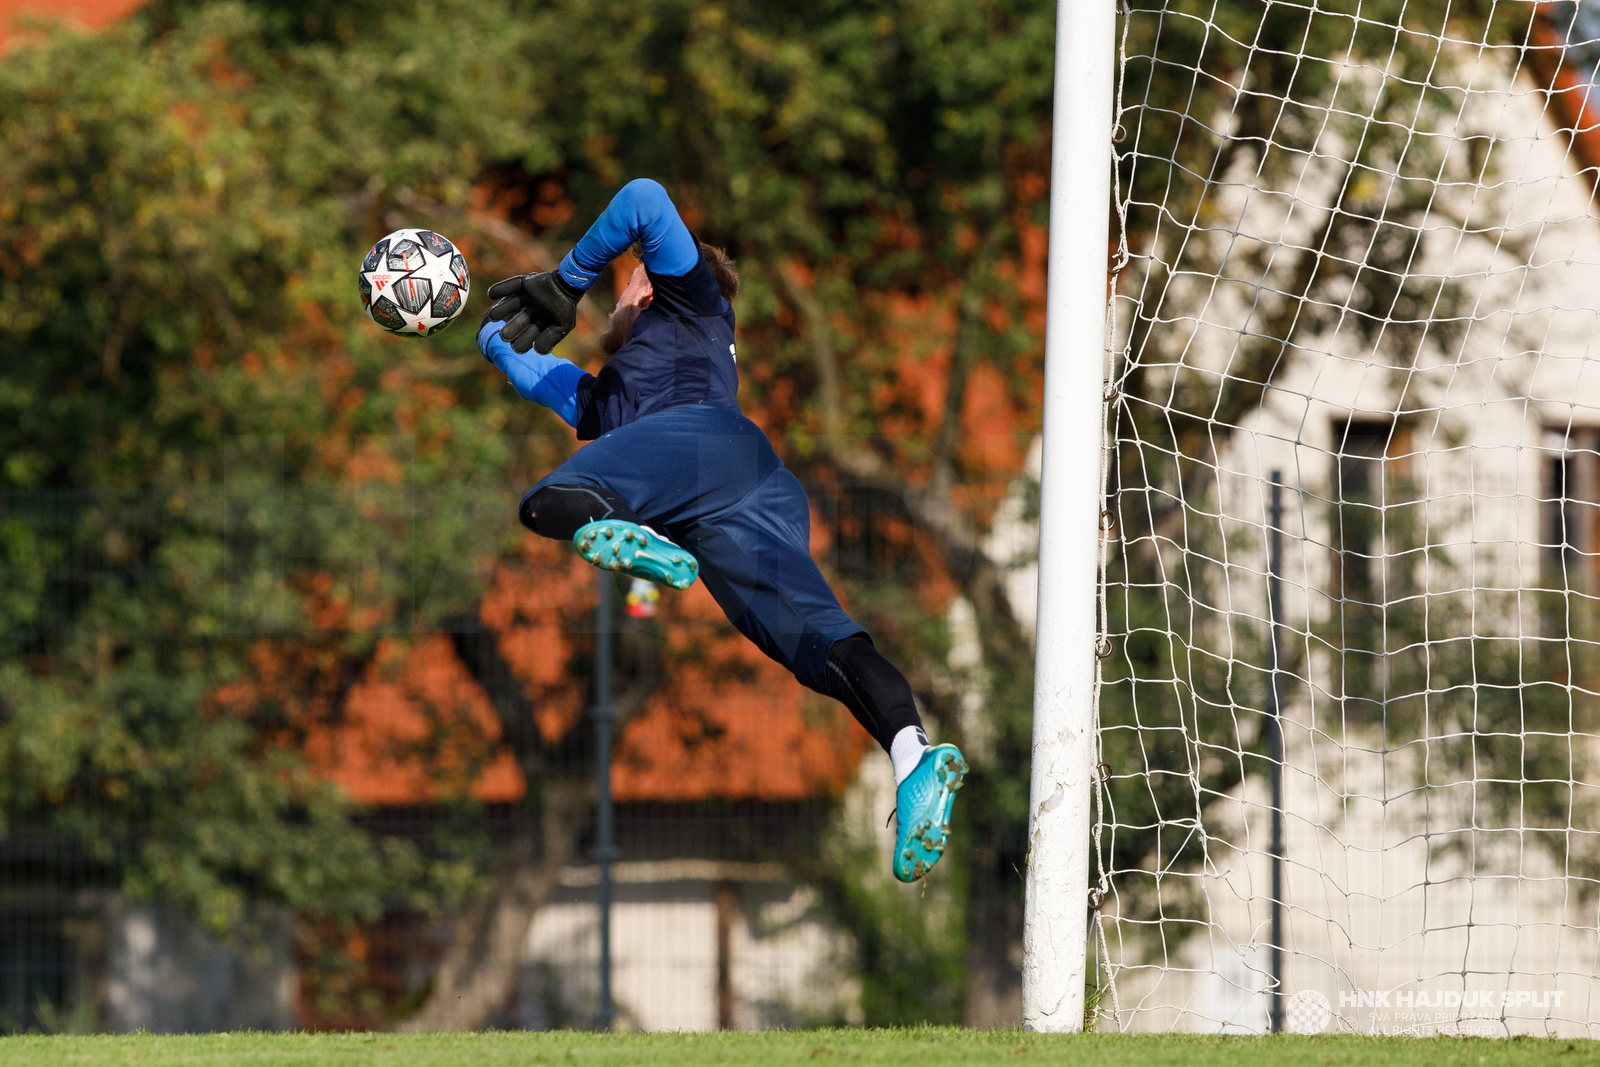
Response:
[890,725,930,786]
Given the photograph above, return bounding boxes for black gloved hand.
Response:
[485,271,584,354]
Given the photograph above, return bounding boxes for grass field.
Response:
[1,1030,1597,1066]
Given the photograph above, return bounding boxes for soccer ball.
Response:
[358,228,470,336]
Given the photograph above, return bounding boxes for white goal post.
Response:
[1031,0,1600,1038]
[1023,0,1119,1034]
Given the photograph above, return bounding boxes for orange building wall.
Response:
[313,534,870,807]
[1529,5,1600,184]
[0,0,145,48]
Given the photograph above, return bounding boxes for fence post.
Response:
[1265,473,1286,1033]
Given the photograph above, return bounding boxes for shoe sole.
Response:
[574,521,699,590]
[896,748,967,883]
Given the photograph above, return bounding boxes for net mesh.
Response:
[1096,0,1600,1036]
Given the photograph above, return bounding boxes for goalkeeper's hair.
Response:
[700,242,740,301]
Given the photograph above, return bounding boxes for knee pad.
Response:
[520,483,638,539]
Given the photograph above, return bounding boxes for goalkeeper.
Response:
[478,178,964,883]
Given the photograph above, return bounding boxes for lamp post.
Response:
[593,572,617,1031]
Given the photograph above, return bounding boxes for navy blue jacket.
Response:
[478,179,739,439]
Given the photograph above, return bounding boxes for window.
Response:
[1542,426,1600,596]
[1330,419,1406,606]
[1328,418,1411,718]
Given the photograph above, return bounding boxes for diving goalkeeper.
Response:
[478,178,964,883]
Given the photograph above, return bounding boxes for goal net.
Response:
[1095,0,1600,1036]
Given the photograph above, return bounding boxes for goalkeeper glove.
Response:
[485,271,583,354]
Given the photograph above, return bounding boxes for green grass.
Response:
[0,1030,1596,1066]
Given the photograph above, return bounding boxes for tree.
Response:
[2,0,1063,1025]
[12,0,1526,1030]
[497,0,1058,1022]
[0,0,543,973]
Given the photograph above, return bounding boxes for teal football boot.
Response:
[574,519,700,590]
[893,743,967,883]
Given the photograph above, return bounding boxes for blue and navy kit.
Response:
[478,179,740,440]
[479,179,861,693]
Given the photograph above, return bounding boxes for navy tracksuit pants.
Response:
[525,403,862,694]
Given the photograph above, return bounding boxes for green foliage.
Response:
[0,2,533,938]
[482,0,1062,1021]
[1114,0,1508,498]
[16,0,1539,1025]
[0,0,1068,1023]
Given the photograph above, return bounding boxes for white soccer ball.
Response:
[358,228,470,336]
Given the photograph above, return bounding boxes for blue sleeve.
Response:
[479,319,591,429]
[557,178,700,290]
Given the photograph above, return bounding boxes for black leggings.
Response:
[520,482,640,539]
[824,634,924,754]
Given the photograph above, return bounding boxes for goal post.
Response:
[1022,0,1119,1034]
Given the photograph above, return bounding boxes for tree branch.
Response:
[777,264,1028,667]
[775,265,845,441]
[399,604,659,1031]
[395,779,593,1032]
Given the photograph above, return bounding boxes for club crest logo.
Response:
[1285,989,1333,1034]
